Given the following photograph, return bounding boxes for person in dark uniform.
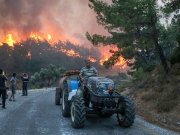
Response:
[22,73,29,96]
[21,73,24,95]
[0,69,7,109]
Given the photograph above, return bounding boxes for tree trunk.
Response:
[152,22,170,74]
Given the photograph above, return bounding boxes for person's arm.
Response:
[2,72,8,80]
[10,77,14,84]
[94,67,98,76]
[79,68,84,82]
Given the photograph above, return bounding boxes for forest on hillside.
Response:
[1,0,180,89]
[0,39,105,76]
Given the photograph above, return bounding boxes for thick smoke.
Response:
[0,0,129,75]
[0,0,110,46]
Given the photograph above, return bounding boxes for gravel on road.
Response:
[0,88,179,135]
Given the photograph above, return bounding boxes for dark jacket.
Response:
[0,75,7,91]
[21,76,29,83]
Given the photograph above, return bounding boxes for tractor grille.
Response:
[102,98,116,108]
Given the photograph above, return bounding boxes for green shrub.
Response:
[144,62,156,72]
[169,45,180,65]
[132,67,146,82]
[31,85,40,89]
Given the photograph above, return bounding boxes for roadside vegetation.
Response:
[29,64,66,89]
[87,0,180,132]
[1,0,180,131]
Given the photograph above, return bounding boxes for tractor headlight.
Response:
[108,83,114,89]
[99,83,106,90]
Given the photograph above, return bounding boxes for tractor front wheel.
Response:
[71,95,86,128]
[117,96,135,128]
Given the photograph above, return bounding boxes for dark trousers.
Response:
[0,91,6,107]
[22,84,23,95]
[22,83,28,95]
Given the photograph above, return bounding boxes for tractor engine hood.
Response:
[87,77,114,95]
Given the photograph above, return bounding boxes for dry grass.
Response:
[119,63,180,132]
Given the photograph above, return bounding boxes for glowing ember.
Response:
[26,51,32,59]
[6,34,16,46]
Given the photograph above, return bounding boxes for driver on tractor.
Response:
[79,59,98,90]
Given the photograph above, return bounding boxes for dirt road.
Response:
[0,88,179,135]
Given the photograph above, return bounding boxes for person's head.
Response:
[13,73,16,77]
[0,69,2,75]
[85,59,91,68]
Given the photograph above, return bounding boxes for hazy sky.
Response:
[0,0,111,47]
[0,0,167,59]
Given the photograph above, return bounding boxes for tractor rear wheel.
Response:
[55,93,61,105]
[62,82,70,117]
[71,95,86,128]
[117,96,135,128]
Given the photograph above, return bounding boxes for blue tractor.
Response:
[55,70,135,128]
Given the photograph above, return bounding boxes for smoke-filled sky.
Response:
[0,0,111,47]
[0,0,164,68]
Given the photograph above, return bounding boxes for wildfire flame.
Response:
[61,49,80,57]
[30,33,43,40]
[1,33,126,68]
[2,34,16,46]
[88,56,96,62]
[100,56,108,65]
[48,34,52,40]
[100,47,126,68]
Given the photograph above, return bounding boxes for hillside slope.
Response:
[120,63,180,133]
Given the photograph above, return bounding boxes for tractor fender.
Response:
[59,76,68,90]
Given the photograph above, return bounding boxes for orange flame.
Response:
[88,56,96,62]
[100,56,108,65]
[30,33,43,40]
[61,49,80,57]
[1,33,127,68]
[48,34,52,40]
[100,46,126,68]
[5,34,16,46]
